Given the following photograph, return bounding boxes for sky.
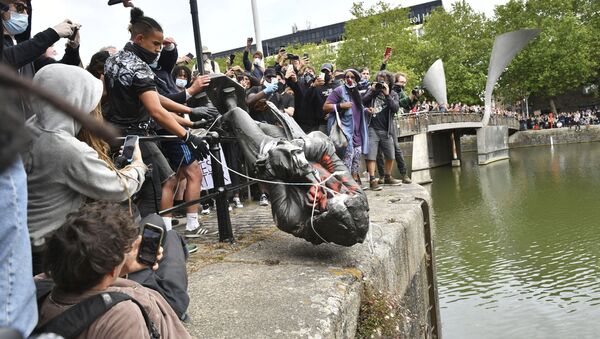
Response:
[29,0,509,65]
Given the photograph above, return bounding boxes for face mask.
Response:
[175,78,188,88]
[125,42,159,65]
[3,11,28,36]
[254,58,261,65]
[303,73,315,84]
[324,74,331,83]
[345,77,356,89]
[202,54,209,62]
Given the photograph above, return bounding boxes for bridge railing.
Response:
[396,111,519,136]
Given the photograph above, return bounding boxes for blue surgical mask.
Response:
[3,11,28,36]
[175,78,188,88]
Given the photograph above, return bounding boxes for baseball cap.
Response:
[320,63,333,73]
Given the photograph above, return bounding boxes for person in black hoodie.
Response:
[298,63,337,133]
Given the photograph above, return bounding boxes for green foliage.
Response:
[283,42,338,72]
[415,1,493,104]
[213,50,246,74]
[336,2,418,82]
[493,0,599,103]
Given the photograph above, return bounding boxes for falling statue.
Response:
[191,75,370,246]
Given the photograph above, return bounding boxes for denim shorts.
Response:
[366,127,394,161]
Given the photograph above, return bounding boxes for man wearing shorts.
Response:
[362,70,400,191]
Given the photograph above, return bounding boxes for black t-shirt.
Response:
[271,91,295,112]
[369,93,390,131]
[103,50,157,130]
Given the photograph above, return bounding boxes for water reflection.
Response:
[431,143,600,339]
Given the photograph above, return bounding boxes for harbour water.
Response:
[430,143,600,339]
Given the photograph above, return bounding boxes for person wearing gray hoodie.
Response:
[24,64,147,273]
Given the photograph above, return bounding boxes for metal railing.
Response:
[396,111,519,136]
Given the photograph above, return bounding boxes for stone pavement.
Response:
[177,184,435,338]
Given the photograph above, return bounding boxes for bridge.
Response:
[393,111,519,184]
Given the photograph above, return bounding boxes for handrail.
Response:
[396,111,519,136]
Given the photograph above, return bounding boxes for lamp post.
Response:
[250,0,263,55]
[189,0,205,75]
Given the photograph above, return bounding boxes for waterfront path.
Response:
[178,183,436,338]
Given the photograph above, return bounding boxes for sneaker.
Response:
[200,206,210,215]
[228,206,233,212]
[369,179,383,191]
[401,175,412,184]
[378,177,384,185]
[185,227,209,238]
[259,194,270,206]
[233,197,244,208]
[186,243,198,254]
[383,175,402,186]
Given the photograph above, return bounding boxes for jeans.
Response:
[0,158,37,337]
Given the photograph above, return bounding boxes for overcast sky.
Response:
[30,0,509,65]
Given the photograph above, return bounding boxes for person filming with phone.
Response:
[35,201,191,338]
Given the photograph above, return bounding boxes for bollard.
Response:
[208,138,235,243]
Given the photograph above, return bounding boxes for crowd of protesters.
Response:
[0,0,427,337]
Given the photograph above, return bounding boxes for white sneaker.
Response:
[201,206,210,215]
[259,194,269,206]
[233,197,244,208]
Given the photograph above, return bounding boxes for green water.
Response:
[430,143,600,339]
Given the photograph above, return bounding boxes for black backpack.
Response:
[33,288,160,339]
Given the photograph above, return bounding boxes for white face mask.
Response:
[175,78,188,88]
[3,11,29,36]
[253,57,261,65]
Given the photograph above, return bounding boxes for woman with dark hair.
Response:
[172,64,192,91]
[322,68,369,183]
[103,7,212,224]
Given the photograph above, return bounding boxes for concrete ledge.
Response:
[185,184,432,338]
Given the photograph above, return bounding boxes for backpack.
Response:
[33,281,160,339]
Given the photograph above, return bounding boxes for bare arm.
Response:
[139,91,187,138]
[159,94,192,115]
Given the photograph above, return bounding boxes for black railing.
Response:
[119,134,254,243]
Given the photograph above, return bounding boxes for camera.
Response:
[412,86,425,96]
[374,81,385,91]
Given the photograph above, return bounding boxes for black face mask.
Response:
[324,73,332,83]
[124,42,159,65]
[303,73,315,84]
[392,84,404,93]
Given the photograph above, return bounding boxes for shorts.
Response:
[366,128,394,161]
[140,141,175,184]
[162,140,196,171]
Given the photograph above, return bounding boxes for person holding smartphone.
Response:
[25,64,148,275]
[243,37,264,80]
[38,201,191,338]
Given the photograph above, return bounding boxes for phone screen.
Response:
[186,53,194,59]
[319,72,325,80]
[137,224,163,265]
[122,135,138,162]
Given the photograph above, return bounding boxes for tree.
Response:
[336,2,418,81]
[414,1,493,105]
[493,0,599,111]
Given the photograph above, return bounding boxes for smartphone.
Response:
[186,52,194,59]
[137,223,164,266]
[303,52,309,59]
[107,0,123,5]
[318,72,325,80]
[229,54,236,64]
[69,26,79,41]
[248,37,254,44]
[122,135,138,163]
[384,46,392,59]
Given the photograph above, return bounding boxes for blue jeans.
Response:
[0,158,37,337]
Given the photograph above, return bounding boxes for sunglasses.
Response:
[14,2,28,13]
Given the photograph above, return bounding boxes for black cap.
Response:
[287,53,300,61]
[264,68,276,78]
